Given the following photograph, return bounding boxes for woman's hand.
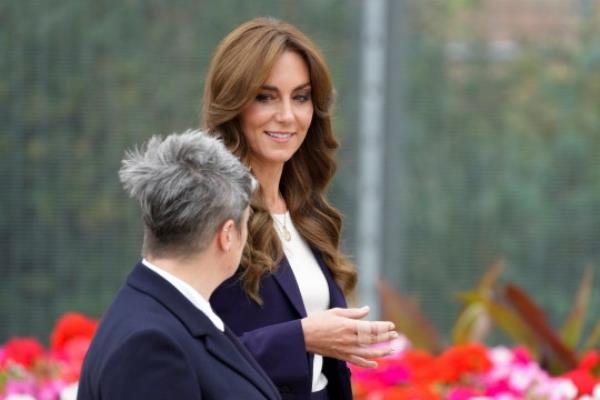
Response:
[300,306,398,368]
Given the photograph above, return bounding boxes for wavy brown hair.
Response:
[201,17,357,303]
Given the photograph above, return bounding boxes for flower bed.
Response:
[1,313,599,399]
[0,313,98,400]
[350,338,600,400]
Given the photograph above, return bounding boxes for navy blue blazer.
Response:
[210,252,353,400]
[78,262,280,400]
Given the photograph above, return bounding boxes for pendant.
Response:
[281,226,291,241]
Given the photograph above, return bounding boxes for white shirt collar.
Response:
[141,258,224,331]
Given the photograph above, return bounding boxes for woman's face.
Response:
[240,50,313,171]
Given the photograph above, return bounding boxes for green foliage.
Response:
[379,280,444,353]
[382,262,598,373]
[560,268,594,349]
[397,0,600,340]
[3,0,600,348]
[455,265,597,373]
[0,0,357,341]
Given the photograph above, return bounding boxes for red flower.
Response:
[400,350,439,384]
[50,312,98,352]
[436,343,492,383]
[58,336,93,383]
[579,350,600,372]
[380,384,441,400]
[562,350,600,395]
[563,368,597,395]
[3,337,45,368]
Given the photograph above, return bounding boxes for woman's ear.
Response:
[218,219,235,252]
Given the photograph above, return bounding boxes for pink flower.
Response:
[511,346,533,365]
[37,380,67,400]
[0,346,6,365]
[447,386,482,400]
[378,364,411,386]
[3,379,36,396]
[530,377,577,400]
[4,395,37,400]
[507,363,544,391]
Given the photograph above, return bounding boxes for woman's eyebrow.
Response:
[260,82,311,91]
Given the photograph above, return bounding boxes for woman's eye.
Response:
[295,93,311,103]
[256,93,273,102]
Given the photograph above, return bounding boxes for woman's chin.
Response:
[253,152,296,167]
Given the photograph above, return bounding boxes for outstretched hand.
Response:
[301,306,398,368]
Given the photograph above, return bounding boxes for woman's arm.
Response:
[301,306,398,368]
[237,319,309,393]
[236,307,396,394]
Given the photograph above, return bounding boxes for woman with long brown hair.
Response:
[204,17,397,400]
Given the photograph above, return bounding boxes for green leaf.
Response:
[0,370,6,396]
[455,290,484,303]
[477,295,540,355]
[457,290,540,354]
[583,320,600,353]
[378,280,444,353]
[452,302,491,345]
[560,267,594,350]
[476,260,504,295]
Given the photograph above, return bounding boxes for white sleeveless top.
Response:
[272,212,330,392]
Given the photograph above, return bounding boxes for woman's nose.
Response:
[275,99,294,123]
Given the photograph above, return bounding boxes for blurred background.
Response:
[1,0,599,345]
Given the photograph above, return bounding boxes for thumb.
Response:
[332,306,370,319]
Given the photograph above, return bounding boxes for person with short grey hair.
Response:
[119,129,257,256]
[78,130,281,400]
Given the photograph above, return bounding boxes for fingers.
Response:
[330,305,370,319]
[356,320,397,345]
[348,355,378,369]
[353,344,395,359]
[340,342,395,366]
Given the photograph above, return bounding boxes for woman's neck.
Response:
[250,159,287,213]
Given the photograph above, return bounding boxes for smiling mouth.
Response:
[265,131,294,140]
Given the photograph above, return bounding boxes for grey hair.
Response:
[119,129,257,257]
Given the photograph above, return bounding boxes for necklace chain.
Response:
[273,213,291,241]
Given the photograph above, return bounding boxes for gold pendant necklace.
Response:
[274,213,291,241]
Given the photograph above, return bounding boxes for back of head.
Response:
[119,130,256,258]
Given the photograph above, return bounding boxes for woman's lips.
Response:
[265,131,294,142]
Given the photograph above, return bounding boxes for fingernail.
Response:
[390,331,399,338]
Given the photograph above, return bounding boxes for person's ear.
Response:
[218,220,235,252]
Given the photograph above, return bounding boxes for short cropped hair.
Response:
[119,130,257,257]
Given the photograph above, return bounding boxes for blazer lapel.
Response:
[272,251,347,316]
[127,262,278,399]
[272,256,307,317]
[313,251,347,309]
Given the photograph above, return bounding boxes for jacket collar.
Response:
[272,256,307,317]
[272,249,347,319]
[314,251,347,309]
[127,262,280,399]
[127,261,214,337]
